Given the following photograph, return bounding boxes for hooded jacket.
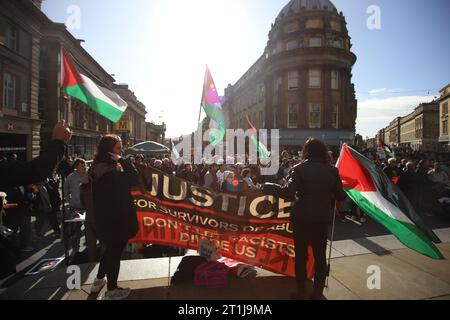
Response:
[90,158,139,245]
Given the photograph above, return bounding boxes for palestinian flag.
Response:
[377,138,395,158]
[61,48,127,123]
[337,144,443,259]
[201,66,226,146]
[245,114,270,160]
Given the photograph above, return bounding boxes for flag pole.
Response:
[198,65,207,125]
[327,141,343,287]
[326,205,337,288]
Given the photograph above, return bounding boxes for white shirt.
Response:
[216,170,226,186]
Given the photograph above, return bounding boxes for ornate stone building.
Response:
[438,84,450,151]
[146,121,166,144]
[224,0,357,148]
[0,0,46,161]
[379,101,440,152]
[39,22,116,159]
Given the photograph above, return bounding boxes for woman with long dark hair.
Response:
[264,138,346,300]
[89,134,139,300]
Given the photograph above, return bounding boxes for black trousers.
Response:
[35,209,60,234]
[293,221,330,285]
[96,240,128,291]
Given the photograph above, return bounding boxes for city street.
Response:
[1,210,449,300]
[1,0,449,303]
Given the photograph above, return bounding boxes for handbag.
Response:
[194,261,229,289]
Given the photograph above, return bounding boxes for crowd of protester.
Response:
[2,143,449,257]
[1,125,450,300]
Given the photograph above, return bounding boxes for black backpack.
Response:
[171,256,207,286]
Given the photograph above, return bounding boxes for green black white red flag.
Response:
[337,144,443,259]
[201,66,226,146]
[377,137,395,158]
[245,114,270,160]
[61,48,127,123]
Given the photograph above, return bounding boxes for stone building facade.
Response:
[0,0,47,161]
[379,102,440,152]
[224,0,357,148]
[438,84,450,151]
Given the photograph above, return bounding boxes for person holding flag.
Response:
[336,143,443,260]
[263,138,346,300]
[377,137,395,160]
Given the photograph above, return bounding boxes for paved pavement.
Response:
[1,228,449,300]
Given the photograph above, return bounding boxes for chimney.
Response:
[31,0,44,10]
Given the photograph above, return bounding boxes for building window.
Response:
[331,104,339,129]
[285,22,298,34]
[309,103,321,129]
[330,21,342,32]
[309,69,321,88]
[273,77,282,95]
[309,37,322,47]
[443,119,448,136]
[288,104,298,128]
[443,102,448,117]
[259,111,264,128]
[259,84,265,102]
[331,70,339,90]
[3,24,18,51]
[306,19,323,29]
[3,72,16,109]
[286,40,297,51]
[333,39,344,48]
[288,71,299,90]
[273,109,277,128]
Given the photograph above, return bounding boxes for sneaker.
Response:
[90,277,106,294]
[102,287,131,300]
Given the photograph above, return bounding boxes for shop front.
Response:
[0,117,41,161]
[68,132,102,160]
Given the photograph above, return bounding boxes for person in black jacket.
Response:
[264,138,346,300]
[397,162,419,208]
[90,134,139,300]
[0,120,71,191]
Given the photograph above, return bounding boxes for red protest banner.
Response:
[130,166,314,278]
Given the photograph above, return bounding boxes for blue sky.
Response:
[42,0,450,139]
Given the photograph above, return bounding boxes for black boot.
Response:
[310,280,327,300]
[290,281,309,300]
